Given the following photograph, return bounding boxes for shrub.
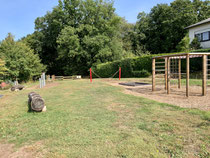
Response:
[176,34,190,52]
[92,55,153,78]
[132,70,150,78]
[190,37,201,50]
[92,52,189,78]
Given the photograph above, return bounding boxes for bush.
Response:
[93,56,152,78]
[93,52,199,78]
[93,55,154,78]
[190,37,201,50]
[176,34,190,52]
[132,70,150,78]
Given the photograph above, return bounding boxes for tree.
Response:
[134,0,210,54]
[0,59,7,83]
[25,0,125,75]
[0,33,46,81]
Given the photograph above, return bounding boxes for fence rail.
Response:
[50,75,82,81]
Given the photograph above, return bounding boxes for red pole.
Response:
[90,68,92,83]
[119,67,121,80]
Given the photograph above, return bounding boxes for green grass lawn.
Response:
[0,79,209,157]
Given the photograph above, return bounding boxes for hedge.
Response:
[92,49,210,78]
[92,53,169,78]
[193,48,210,52]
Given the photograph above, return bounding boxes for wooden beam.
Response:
[152,58,156,91]
[165,58,167,90]
[186,54,190,97]
[178,58,181,89]
[167,57,170,94]
[202,55,207,96]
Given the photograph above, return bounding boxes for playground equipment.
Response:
[28,92,46,112]
[89,67,121,82]
[152,52,210,97]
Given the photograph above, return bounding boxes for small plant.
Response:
[190,37,201,50]
[176,34,190,52]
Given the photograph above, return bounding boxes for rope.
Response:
[91,70,102,78]
[89,68,120,79]
[109,69,120,79]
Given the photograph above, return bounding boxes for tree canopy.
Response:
[0,33,45,81]
[15,0,210,76]
[134,0,210,54]
[23,0,128,75]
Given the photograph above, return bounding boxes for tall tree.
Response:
[135,0,210,54]
[0,33,45,81]
[25,0,124,75]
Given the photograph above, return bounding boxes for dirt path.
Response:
[0,142,45,158]
[107,81,210,111]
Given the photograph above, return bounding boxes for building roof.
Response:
[185,18,210,29]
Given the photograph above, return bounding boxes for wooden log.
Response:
[28,92,45,112]
[31,97,45,112]
[28,93,40,102]
[11,85,24,91]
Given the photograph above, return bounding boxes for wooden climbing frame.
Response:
[152,52,210,97]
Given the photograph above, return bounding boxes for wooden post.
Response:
[165,58,167,90]
[152,58,156,91]
[186,54,190,97]
[52,75,55,81]
[119,67,121,80]
[202,55,207,96]
[90,68,92,83]
[178,58,181,89]
[167,57,170,94]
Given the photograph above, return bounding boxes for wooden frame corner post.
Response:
[186,54,190,97]
[165,58,167,90]
[152,58,156,91]
[202,55,207,96]
[167,57,170,94]
[178,58,181,89]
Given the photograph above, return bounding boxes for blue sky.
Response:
[0,0,173,41]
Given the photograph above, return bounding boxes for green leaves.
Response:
[29,0,124,75]
[0,33,46,82]
[135,0,210,54]
[0,59,8,83]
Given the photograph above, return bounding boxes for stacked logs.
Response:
[11,85,24,91]
[28,92,46,112]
